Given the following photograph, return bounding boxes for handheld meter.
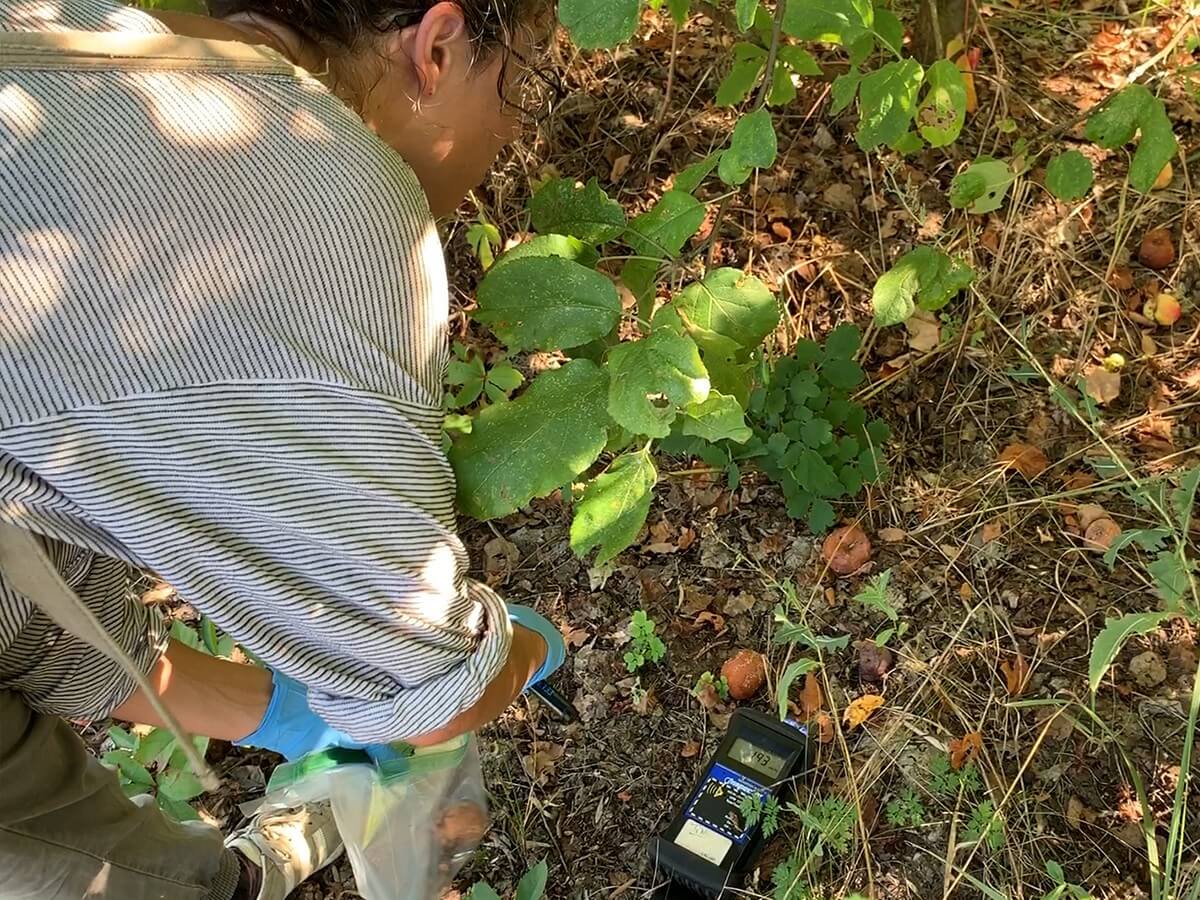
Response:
[648,707,812,898]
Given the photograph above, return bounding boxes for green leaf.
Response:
[873,7,903,55]
[1128,98,1177,192]
[448,353,486,407]
[450,360,610,519]
[949,159,1014,213]
[102,751,154,786]
[719,108,778,185]
[852,569,897,620]
[856,59,924,151]
[830,69,863,114]
[157,768,205,802]
[671,268,780,353]
[768,60,797,106]
[515,860,549,900]
[823,323,860,359]
[158,795,200,822]
[1084,83,1151,149]
[1103,527,1170,568]
[673,153,722,194]
[917,59,966,148]
[624,190,706,260]
[169,618,200,651]
[801,418,833,447]
[1172,465,1200,536]
[773,606,851,653]
[777,658,821,720]
[134,727,177,768]
[1148,550,1191,606]
[559,0,640,49]
[807,498,836,533]
[200,616,220,657]
[667,0,690,25]
[107,725,138,751]
[871,246,975,326]
[736,0,760,30]
[485,360,524,396]
[782,0,873,46]
[682,392,752,443]
[607,330,710,437]
[570,450,657,564]
[717,43,768,106]
[891,131,924,154]
[1045,150,1094,201]
[821,357,864,390]
[475,256,621,352]
[529,177,626,245]
[1088,611,1169,692]
[466,221,501,270]
[467,883,503,900]
[492,234,600,271]
[777,45,823,76]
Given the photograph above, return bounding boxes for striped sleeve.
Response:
[0,384,512,742]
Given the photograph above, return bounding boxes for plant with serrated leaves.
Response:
[929,755,983,798]
[694,670,730,700]
[624,610,667,672]
[740,792,781,837]
[962,799,1005,851]
[885,787,927,828]
[770,852,813,900]
[446,341,524,410]
[788,795,857,857]
[851,568,909,645]
[743,325,889,533]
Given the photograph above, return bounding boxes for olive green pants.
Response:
[0,690,240,900]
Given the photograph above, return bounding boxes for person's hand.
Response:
[506,604,565,688]
[236,670,365,760]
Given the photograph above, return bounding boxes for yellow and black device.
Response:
[648,707,813,898]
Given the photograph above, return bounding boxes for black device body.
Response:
[648,707,812,899]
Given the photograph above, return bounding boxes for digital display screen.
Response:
[728,738,788,779]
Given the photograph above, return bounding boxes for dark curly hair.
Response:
[206,1,557,115]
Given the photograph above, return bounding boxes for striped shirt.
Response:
[0,0,512,741]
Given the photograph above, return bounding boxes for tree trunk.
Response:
[911,0,969,65]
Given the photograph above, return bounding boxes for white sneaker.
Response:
[226,803,345,900]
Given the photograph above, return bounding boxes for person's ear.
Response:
[389,2,469,99]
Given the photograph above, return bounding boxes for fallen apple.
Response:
[1143,293,1182,326]
[1138,228,1175,270]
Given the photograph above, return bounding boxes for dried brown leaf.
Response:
[843,694,885,728]
[997,442,1049,479]
[948,731,983,770]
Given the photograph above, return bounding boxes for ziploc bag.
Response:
[255,735,488,900]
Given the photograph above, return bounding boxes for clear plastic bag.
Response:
[254,736,488,900]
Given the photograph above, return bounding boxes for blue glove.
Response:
[507,603,566,688]
[238,670,365,760]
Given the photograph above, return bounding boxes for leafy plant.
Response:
[962,799,1005,851]
[1040,860,1093,900]
[446,342,524,409]
[104,724,210,821]
[872,246,975,327]
[694,670,730,701]
[851,569,909,645]
[741,325,889,533]
[929,755,983,798]
[949,158,1015,214]
[467,859,548,900]
[885,787,927,828]
[771,852,812,900]
[624,610,667,672]
[789,795,857,856]
[740,793,781,837]
[466,216,502,271]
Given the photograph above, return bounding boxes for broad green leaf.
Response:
[823,322,861,359]
[672,268,779,353]
[777,45,822,76]
[200,616,220,656]
[773,606,851,653]
[167,736,208,772]
[157,768,206,802]
[515,860,550,900]
[673,153,722,194]
[1102,528,1170,568]
[769,60,798,106]
[1127,100,1177,193]
[717,43,768,106]
[1045,150,1094,201]
[1088,611,1169,692]
[448,353,486,407]
[107,725,138,751]
[1148,550,1191,606]
[1084,83,1151,149]
[777,658,821,720]
[102,751,154,786]
[702,351,755,406]
[891,131,924,154]
[559,0,639,49]
[830,69,863,114]
[807,498,836,532]
[872,247,975,326]
[682,392,752,443]
[475,256,621,352]
[856,59,924,151]
[450,360,610,519]
[466,221,500,270]
[736,0,760,30]
[134,727,176,767]
[492,234,600,271]
[782,0,873,46]
[948,159,1014,213]
[467,884,503,900]
[624,190,706,259]
[873,7,904,56]
[917,60,966,148]
[529,177,626,245]
[607,331,710,437]
[158,796,200,822]
[570,450,657,563]
[485,360,524,397]
[1172,465,1200,536]
[820,357,864,390]
[719,108,778,185]
[667,0,690,25]
[169,619,200,650]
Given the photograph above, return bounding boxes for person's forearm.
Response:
[405,623,545,747]
[110,638,273,741]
